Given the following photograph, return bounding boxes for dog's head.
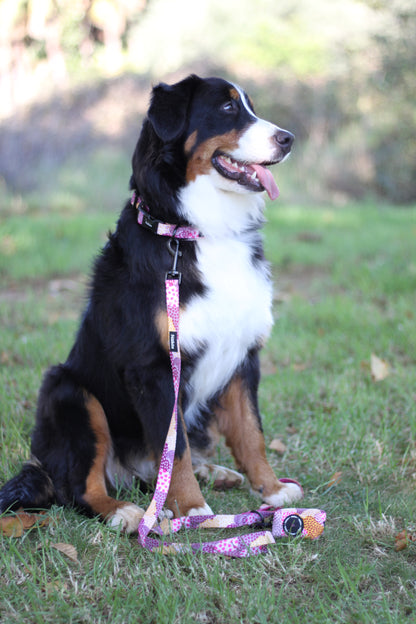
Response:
[131,75,293,223]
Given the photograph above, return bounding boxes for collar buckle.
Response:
[134,192,202,240]
[140,211,160,234]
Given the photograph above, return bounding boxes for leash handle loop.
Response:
[142,506,326,557]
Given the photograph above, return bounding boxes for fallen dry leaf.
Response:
[0,515,24,537]
[394,530,416,552]
[371,354,390,382]
[41,581,69,596]
[286,424,298,435]
[269,439,287,454]
[0,509,50,537]
[326,471,343,489]
[51,543,79,563]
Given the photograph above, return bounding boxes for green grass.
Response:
[1,190,416,623]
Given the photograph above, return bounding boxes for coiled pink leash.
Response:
[134,193,326,556]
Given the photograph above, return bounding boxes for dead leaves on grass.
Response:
[370,353,390,382]
[50,542,79,563]
[326,471,343,489]
[269,438,287,454]
[395,530,416,552]
[360,353,391,381]
[0,509,50,537]
[0,509,79,568]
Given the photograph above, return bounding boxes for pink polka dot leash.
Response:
[134,192,326,557]
[146,505,326,556]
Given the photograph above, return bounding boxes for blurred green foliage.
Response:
[0,0,415,204]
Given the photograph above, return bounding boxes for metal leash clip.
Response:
[166,237,182,283]
[249,509,271,529]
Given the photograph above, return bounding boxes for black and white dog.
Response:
[0,75,302,532]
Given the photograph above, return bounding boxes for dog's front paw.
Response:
[108,503,145,533]
[160,508,174,520]
[262,480,303,507]
[186,502,213,517]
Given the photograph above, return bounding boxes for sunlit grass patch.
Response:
[0,213,115,284]
[0,201,416,623]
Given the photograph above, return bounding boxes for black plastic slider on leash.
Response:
[169,331,178,353]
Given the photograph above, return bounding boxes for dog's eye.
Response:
[221,100,236,113]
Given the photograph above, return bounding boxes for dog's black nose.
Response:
[274,130,294,152]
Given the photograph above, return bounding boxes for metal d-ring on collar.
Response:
[132,191,201,284]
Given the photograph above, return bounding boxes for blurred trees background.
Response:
[0,0,415,204]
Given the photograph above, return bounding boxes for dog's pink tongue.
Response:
[252,164,279,200]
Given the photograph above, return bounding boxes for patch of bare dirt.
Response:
[0,275,87,325]
[273,265,329,304]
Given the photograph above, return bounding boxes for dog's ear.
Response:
[148,74,202,142]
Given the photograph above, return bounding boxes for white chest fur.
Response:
[180,233,273,426]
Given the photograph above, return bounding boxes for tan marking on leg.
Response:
[214,378,284,499]
[166,411,210,517]
[83,393,143,529]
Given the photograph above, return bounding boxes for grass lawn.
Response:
[1,190,416,623]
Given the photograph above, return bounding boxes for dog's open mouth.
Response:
[212,152,279,200]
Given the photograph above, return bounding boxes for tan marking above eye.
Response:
[229,88,240,101]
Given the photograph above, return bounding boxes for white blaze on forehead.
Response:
[230,82,280,163]
[231,83,257,117]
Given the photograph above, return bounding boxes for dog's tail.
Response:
[0,458,55,513]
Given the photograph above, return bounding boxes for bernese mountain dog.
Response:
[0,75,302,532]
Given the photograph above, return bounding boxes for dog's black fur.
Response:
[0,75,301,531]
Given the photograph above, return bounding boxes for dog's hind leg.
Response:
[194,462,245,490]
[31,365,144,533]
[189,424,245,490]
[0,457,55,513]
[82,393,145,533]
